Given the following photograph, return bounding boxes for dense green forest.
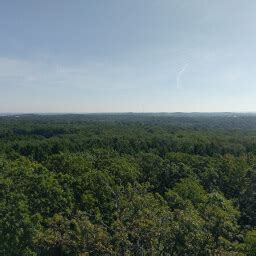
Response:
[0,113,256,255]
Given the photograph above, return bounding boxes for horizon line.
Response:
[1,111,256,115]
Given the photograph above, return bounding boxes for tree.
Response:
[244,228,256,256]
[34,212,112,255]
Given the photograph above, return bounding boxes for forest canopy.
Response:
[0,113,256,255]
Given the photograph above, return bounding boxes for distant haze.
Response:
[1,1,256,112]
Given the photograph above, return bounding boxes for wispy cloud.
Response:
[0,54,182,92]
[176,64,188,89]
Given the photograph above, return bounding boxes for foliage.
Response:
[0,113,256,255]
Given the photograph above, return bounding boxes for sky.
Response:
[1,0,256,113]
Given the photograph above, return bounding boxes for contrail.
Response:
[176,64,188,89]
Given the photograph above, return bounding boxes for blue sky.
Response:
[1,0,256,112]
